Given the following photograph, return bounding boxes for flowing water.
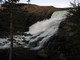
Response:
[0,11,68,50]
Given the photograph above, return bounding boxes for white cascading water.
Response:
[0,11,68,50]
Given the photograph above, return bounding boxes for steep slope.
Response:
[0,4,57,37]
[0,3,73,60]
[21,4,56,14]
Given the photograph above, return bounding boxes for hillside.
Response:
[21,4,56,13]
[0,4,56,36]
[0,3,80,60]
[0,3,66,37]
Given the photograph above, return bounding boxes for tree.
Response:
[0,0,2,7]
[8,0,20,3]
[8,0,14,60]
[0,0,2,2]
[70,0,80,8]
[27,0,30,4]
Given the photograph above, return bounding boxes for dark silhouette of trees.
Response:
[0,0,2,7]
[70,0,80,8]
[27,0,30,4]
[0,0,2,2]
[7,0,20,3]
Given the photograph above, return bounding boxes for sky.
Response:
[19,0,80,8]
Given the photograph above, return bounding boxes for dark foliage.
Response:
[45,5,80,60]
[0,4,53,37]
[8,0,20,3]
[0,48,49,60]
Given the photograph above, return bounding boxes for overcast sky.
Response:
[20,0,79,8]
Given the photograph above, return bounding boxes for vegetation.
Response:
[1,1,80,60]
[0,4,55,37]
[46,2,80,60]
[0,2,56,60]
[27,0,31,4]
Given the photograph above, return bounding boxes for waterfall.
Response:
[0,10,68,50]
[24,11,68,50]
